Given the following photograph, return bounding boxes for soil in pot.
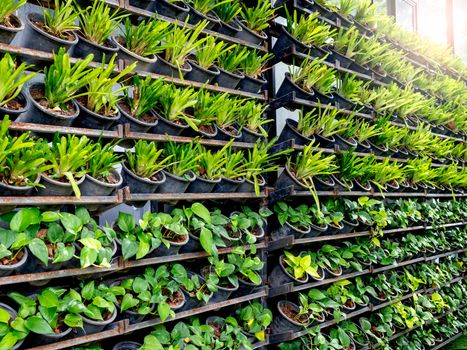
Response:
[23,13,78,54]
[0,14,24,44]
[152,115,190,136]
[152,229,188,256]
[117,100,158,133]
[0,173,40,197]
[216,124,242,141]
[74,96,120,130]
[164,288,185,310]
[19,84,79,126]
[0,249,28,277]
[37,173,85,197]
[0,91,29,120]
[80,170,122,197]
[271,301,309,334]
[324,265,342,277]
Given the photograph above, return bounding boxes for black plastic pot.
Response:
[324,265,342,277]
[0,91,29,121]
[19,83,79,126]
[238,74,267,94]
[0,174,40,197]
[237,176,265,193]
[239,127,264,143]
[187,176,221,193]
[275,165,309,192]
[273,25,328,58]
[117,101,158,133]
[235,275,261,296]
[180,272,213,311]
[0,14,24,44]
[311,89,335,106]
[119,304,154,324]
[314,133,335,148]
[274,221,311,239]
[328,49,354,69]
[332,174,354,192]
[278,119,314,146]
[185,59,220,84]
[216,19,242,37]
[37,173,85,196]
[153,0,190,20]
[79,170,122,197]
[367,141,389,156]
[74,34,119,63]
[269,255,309,288]
[235,20,267,45]
[276,73,315,100]
[355,140,372,153]
[186,5,220,30]
[36,327,72,345]
[334,134,358,151]
[112,342,142,350]
[213,68,244,89]
[339,219,359,233]
[201,267,238,303]
[122,162,166,194]
[212,177,244,193]
[271,301,309,334]
[368,293,387,306]
[0,249,28,277]
[384,181,400,193]
[113,36,157,72]
[154,55,192,78]
[302,223,327,238]
[354,180,372,192]
[152,115,189,136]
[74,98,120,130]
[78,307,117,335]
[152,233,189,256]
[215,124,242,141]
[333,93,355,111]
[23,13,78,53]
[129,0,155,10]
[157,170,196,194]
[179,232,202,253]
[325,222,344,235]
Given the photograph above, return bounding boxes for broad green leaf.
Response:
[157,302,171,322]
[0,333,17,350]
[0,309,10,324]
[199,227,213,256]
[41,211,61,222]
[25,316,54,334]
[122,238,139,260]
[64,313,83,328]
[28,238,49,266]
[191,203,211,224]
[10,208,41,232]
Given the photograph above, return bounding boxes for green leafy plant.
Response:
[158,85,199,131]
[121,18,170,57]
[163,141,202,178]
[237,101,271,137]
[213,1,241,23]
[240,0,275,34]
[0,54,36,108]
[87,141,121,181]
[77,0,127,46]
[274,202,311,230]
[196,146,227,181]
[126,140,173,180]
[285,9,335,47]
[240,51,273,78]
[283,251,320,279]
[42,0,79,38]
[79,280,119,321]
[236,302,272,341]
[123,76,164,120]
[217,45,249,73]
[289,56,336,95]
[194,36,233,69]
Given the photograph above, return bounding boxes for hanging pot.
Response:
[0,174,40,197]
[186,6,220,30]
[236,175,266,193]
[235,19,267,45]
[0,14,24,44]
[367,141,389,156]
[328,49,354,69]
[273,25,328,57]
[201,266,238,303]
[339,219,359,233]
[310,89,335,106]
[237,74,267,94]
[186,176,221,193]
[213,68,244,89]
[0,303,24,350]
[240,127,265,143]
[78,307,117,335]
[79,170,122,197]
[275,221,311,239]
[216,19,242,37]
[151,115,189,136]
[184,123,218,139]
[156,170,196,194]
[19,83,79,126]
[275,164,314,192]
[153,0,190,20]
[152,233,189,256]
[212,177,245,193]
[314,133,336,148]
[271,301,309,334]
[278,118,315,146]
[325,222,344,235]
[0,91,29,121]
[384,181,400,193]
[117,101,158,133]
[184,59,220,84]
[121,162,166,194]
[215,124,242,141]
[23,13,78,53]
[334,134,358,151]
[37,173,85,197]
[302,223,328,238]
[354,179,372,192]
[129,0,155,11]
[269,254,309,288]
[35,326,72,345]
[154,54,192,78]
[332,92,355,111]
[112,342,142,350]
[355,140,372,153]
[74,34,119,63]
[324,265,342,277]
[276,73,315,100]
[331,174,354,192]
[0,249,28,277]
[74,97,120,130]
[113,36,157,72]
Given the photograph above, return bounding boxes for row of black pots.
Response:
[129,0,267,45]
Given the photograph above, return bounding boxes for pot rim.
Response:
[0,90,29,114]
[84,170,123,189]
[27,13,78,45]
[187,59,220,75]
[117,100,158,126]
[279,254,309,284]
[155,53,192,73]
[122,162,166,185]
[77,32,119,51]
[0,248,28,270]
[217,66,245,79]
[82,306,118,325]
[0,14,24,32]
[163,169,196,182]
[112,35,157,63]
[283,72,315,98]
[76,97,120,121]
[28,83,80,119]
[0,173,40,191]
[40,172,85,187]
[236,18,268,40]
[277,300,310,327]
[187,5,220,23]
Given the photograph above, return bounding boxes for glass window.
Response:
[453,0,467,63]
[417,0,448,45]
[395,0,417,32]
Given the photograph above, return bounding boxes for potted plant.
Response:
[213,94,242,140]
[24,0,79,53]
[38,134,95,197]
[271,300,309,333]
[0,54,36,120]
[74,56,136,130]
[232,206,271,243]
[185,37,231,83]
[113,18,170,72]
[214,45,248,89]
[0,302,25,349]
[114,277,155,323]
[338,320,370,348]
[201,258,238,302]
[155,20,208,78]
[317,244,345,277]
[269,250,321,287]
[236,0,273,45]
[273,202,312,238]
[77,280,118,335]
[228,251,264,292]
[0,0,26,44]
[213,145,247,193]
[75,1,126,63]
[237,101,270,143]
[117,76,164,133]
[185,0,222,30]
[241,138,292,195]
[213,1,242,36]
[154,85,199,135]
[274,9,335,56]
[238,50,272,93]
[122,140,171,194]
[20,48,96,127]
[154,0,190,21]
[175,270,216,310]
[236,302,273,342]
[187,146,225,193]
[157,141,200,193]
[192,90,223,138]
[79,141,122,197]
[275,142,337,204]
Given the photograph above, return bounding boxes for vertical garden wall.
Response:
[0,0,465,349]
